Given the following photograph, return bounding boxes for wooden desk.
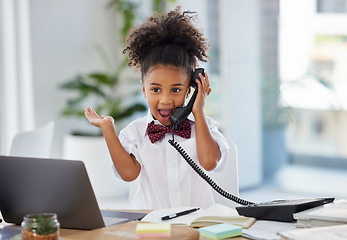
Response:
[1,210,249,240]
[1,210,200,240]
[1,221,249,240]
[61,221,200,240]
[60,221,250,240]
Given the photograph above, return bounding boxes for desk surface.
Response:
[0,223,249,240]
[1,210,251,240]
[1,221,209,240]
[61,221,201,240]
[1,220,248,240]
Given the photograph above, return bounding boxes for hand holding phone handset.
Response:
[170,68,204,126]
[169,68,254,206]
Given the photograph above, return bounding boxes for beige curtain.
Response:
[0,0,34,155]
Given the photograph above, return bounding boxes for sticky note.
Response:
[199,223,242,239]
[136,223,171,238]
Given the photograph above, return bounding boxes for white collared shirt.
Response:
[117,110,229,209]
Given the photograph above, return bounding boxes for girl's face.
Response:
[142,64,190,126]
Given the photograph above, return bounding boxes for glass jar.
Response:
[21,213,60,240]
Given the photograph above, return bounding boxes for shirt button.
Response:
[171,162,176,167]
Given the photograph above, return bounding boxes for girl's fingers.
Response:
[205,73,212,95]
[205,73,210,86]
[197,73,211,95]
[199,73,206,89]
[195,77,202,91]
[204,73,211,92]
[85,107,101,119]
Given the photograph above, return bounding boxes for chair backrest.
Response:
[208,142,240,208]
[8,121,55,158]
[128,177,139,205]
[128,142,240,208]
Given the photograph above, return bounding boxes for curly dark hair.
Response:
[123,6,209,80]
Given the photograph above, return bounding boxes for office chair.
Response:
[208,142,240,208]
[128,142,240,208]
[8,121,55,158]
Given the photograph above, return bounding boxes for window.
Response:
[207,0,220,74]
[317,0,347,13]
[280,0,347,168]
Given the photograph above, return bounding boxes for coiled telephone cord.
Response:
[168,137,254,206]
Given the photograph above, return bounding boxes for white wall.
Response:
[29,0,119,158]
[220,0,262,188]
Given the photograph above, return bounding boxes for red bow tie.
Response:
[147,119,191,143]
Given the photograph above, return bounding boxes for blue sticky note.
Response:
[199,223,242,239]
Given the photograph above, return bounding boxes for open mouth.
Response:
[158,109,173,120]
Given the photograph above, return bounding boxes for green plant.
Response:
[60,0,176,135]
[27,214,58,235]
[59,49,146,129]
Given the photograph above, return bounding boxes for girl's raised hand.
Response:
[192,72,212,115]
[84,107,114,129]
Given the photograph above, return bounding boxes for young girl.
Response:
[85,7,229,209]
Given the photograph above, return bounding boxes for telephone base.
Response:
[236,197,334,222]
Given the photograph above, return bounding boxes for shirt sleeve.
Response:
[206,117,230,172]
[111,124,143,179]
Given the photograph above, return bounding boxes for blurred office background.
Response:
[1,0,347,208]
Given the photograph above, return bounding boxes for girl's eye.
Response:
[151,88,160,92]
[172,88,181,93]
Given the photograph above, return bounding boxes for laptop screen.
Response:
[0,155,105,230]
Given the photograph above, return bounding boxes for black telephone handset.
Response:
[170,68,205,126]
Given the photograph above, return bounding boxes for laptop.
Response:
[0,155,146,230]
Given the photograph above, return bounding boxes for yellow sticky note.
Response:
[136,223,171,238]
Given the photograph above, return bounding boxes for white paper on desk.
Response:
[141,204,241,226]
[278,224,347,240]
[141,206,203,225]
[242,220,296,240]
[294,199,347,222]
